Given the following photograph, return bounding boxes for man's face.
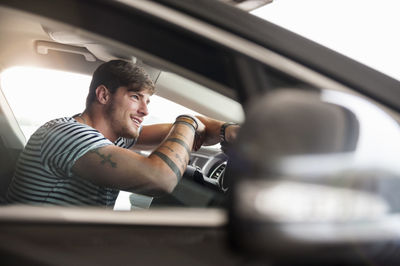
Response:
[106,86,151,139]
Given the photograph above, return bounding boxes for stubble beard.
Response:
[106,101,139,140]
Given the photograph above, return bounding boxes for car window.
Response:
[1,66,237,210]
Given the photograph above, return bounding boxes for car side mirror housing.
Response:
[227,89,400,265]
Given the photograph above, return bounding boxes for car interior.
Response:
[0,4,246,209]
[1,1,400,265]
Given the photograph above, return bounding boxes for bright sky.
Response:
[252,0,400,82]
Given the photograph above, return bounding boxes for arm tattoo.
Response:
[175,153,187,169]
[165,138,191,155]
[153,151,182,181]
[159,145,189,168]
[160,145,174,153]
[174,121,195,133]
[176,131,189,142]
[89,149,117,168]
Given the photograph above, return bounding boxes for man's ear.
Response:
[95,85,110,105]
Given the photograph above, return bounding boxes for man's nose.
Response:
[139,102,149,116]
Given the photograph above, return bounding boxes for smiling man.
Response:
[6,60,239,207]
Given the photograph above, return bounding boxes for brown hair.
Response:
[86,60,155,107]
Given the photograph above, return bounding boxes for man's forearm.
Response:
[147,116,197,192]
[133,123,173,151]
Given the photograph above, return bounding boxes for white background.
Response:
[252,0,400,82]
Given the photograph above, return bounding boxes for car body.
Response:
[0,0,400,265]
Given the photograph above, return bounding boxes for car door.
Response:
[1,0,400,265]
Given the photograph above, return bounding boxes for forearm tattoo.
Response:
[174,153,186,169]
[153,151,182,180]
[153,121,196,181]
[159,145,188,170]
[174,121,195,133]
[176,131,190,142]
[154,135,193,181]
[161,145,174,153]
[165,138,191,155]
[89,149,117,168]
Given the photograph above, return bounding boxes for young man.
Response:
[6,60,239,206]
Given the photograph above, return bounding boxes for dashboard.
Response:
[188,148,229,192]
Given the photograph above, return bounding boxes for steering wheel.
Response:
[183,164,228,192]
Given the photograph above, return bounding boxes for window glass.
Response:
[0,66,209,211]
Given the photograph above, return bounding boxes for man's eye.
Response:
[131,94,139,100]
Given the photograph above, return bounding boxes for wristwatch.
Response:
[220,122,238,143]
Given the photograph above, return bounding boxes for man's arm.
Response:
[194,115,240,146]
[134,116,240,151]
[72,115,203,197]
[133,123,173,151]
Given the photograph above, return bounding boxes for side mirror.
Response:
[228,89,400,265]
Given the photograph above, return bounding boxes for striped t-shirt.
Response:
[6,117,136,207]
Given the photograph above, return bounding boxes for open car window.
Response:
[1,64,244,210]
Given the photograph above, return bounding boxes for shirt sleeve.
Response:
[41,121,113,178]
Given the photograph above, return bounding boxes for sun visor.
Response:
[42,26,161,83]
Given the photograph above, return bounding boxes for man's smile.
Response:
[130,116,143,127]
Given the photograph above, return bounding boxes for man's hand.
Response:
[220,122,240,153]
[194,115,240,148]
[223,123,240,143]
[192,116,205,151]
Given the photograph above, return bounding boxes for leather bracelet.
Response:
[220,122,238,143]
[175,115,198,131]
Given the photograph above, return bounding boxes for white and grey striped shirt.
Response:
[6,117,135,207]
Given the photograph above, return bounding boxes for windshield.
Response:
[251,0,400,82]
